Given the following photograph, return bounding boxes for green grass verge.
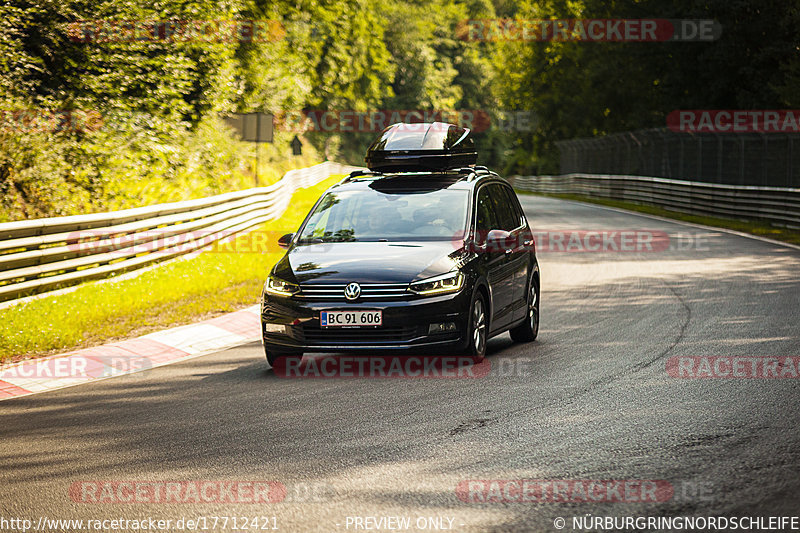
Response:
[0,176,340,363]
[518,191,800,246]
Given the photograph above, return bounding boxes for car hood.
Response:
[274,241,463,285]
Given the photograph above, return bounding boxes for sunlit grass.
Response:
[520,192,800,246]
[0,176,339,362]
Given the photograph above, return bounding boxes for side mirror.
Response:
[278,233,295,249]
[486,229,514,253]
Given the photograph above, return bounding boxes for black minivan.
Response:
[261,122,539,365]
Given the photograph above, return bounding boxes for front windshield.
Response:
[298,187,469,243]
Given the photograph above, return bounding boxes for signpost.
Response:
[224,113,274,185]
[291,135,302,156]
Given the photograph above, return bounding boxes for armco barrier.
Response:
[512,174,800,227]
[0,161,361,303]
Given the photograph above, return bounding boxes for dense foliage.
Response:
[495,0,800,173]
[0,0,797,220]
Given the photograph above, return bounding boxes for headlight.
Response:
[409,271,464,296]
[264,275,300,297]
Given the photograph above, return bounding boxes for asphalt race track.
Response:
[2,195,799,532]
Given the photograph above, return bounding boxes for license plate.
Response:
[320,310,382,327]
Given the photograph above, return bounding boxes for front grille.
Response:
[296,283,411,301]
[301,325,419,344]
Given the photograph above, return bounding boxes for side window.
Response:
[475,186,498,242]
[503,187,526,229]
[489,184,519,231]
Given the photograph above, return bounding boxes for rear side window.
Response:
[502,186,526,229]
[488,184,520,231]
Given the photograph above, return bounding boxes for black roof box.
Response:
[365,122,477,172]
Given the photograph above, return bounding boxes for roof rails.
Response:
[341,169,382,183]
[340,165,496,185]
[446,165,494,180]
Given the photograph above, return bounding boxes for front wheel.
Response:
[510,274,539,342]
[461,292,488,362]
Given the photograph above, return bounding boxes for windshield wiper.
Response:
[298,236,358,244]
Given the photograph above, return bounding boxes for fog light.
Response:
[428,322,457,334]
[263,323,286,334]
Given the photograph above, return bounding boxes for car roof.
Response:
[331,167,507,193]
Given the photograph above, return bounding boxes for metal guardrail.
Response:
[512,173,800,227]
[556,129,800,188]
[0,161,361,303]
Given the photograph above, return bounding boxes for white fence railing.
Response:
[0,161,361,303]
[513,173,800,228]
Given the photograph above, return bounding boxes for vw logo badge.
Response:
[344,282,361,300]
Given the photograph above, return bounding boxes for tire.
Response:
[265,347,302,367]
[461,291,488,362]
[510,274,539,343]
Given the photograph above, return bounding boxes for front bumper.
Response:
[261,289,470,353]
